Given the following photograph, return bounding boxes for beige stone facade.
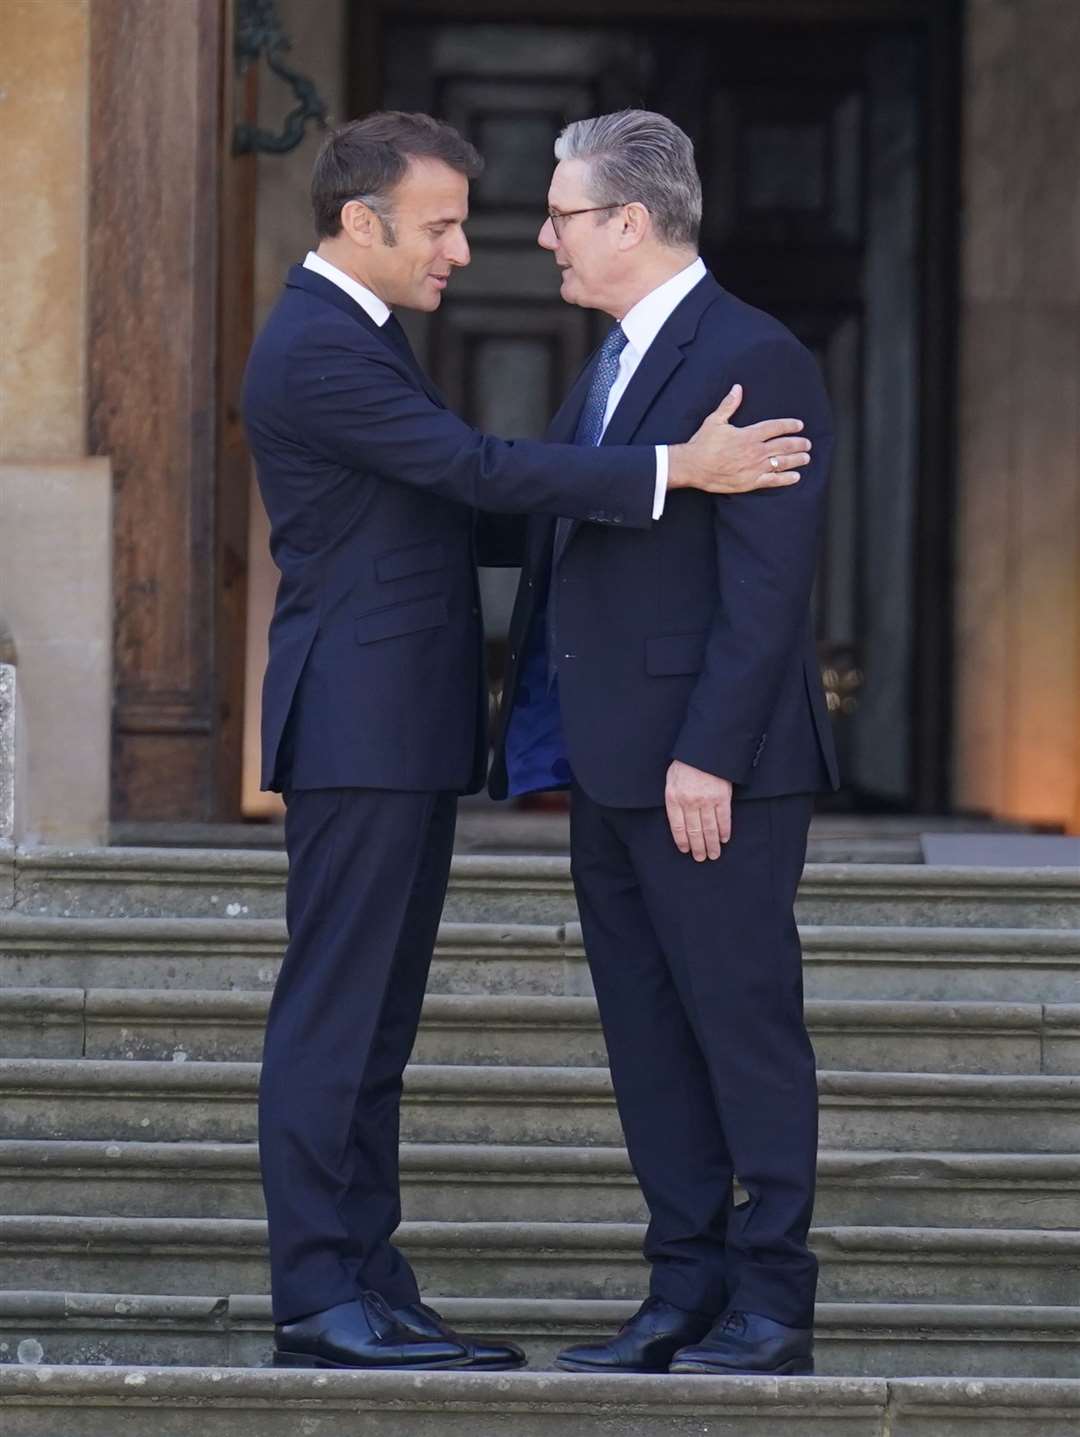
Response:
[0,1,112,844]
[954,0,1080,831]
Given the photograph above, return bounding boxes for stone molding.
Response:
[0,662,14,845]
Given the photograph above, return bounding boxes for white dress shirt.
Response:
[303,250,390,326]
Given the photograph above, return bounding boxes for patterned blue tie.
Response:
[548,324,628,682]
[573,323,629,447]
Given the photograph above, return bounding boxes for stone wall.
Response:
[243,0,347,816]
[0,2,112,844]
[954,0,1080,831]
[0,0,90,463]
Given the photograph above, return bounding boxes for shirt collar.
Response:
[619,256,708,359]
[303,251,391,327]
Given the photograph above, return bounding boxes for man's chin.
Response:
[559,272,584,306]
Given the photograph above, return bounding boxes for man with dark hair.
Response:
[243,110,812,1372]
[310,111,484,249]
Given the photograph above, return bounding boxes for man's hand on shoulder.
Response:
[665,760,733,861]
[668,384,811,496]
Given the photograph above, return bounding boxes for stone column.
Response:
[954,0,1080,830]
[0,0,112,845]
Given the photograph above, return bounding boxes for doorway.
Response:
[337,0,960,810]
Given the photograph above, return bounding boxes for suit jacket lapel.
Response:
[600,337,685,448]
[387,329,448,410]
[285,264,447,410]
[553,273,722,566]
[551,334,685,562]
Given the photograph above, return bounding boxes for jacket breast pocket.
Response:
[354,595,448,646]
[375,539,445,583]
[645,631,708,676]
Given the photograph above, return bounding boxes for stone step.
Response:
[2,1292,1079,1382]
[0,1215,1078,1307]
[4,987,1078,1074]
[12,847,1080,926]
[112,811,961,864]
[3,1367,1080,1437]
[1,1059,1078,1151]
[1,1141,1077,1230]
[6,913,1080,1003]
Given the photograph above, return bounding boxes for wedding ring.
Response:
[769,456,780,470]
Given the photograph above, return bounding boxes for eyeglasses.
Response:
[545,203,626,240]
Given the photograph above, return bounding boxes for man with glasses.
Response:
[491,110,839,1377]
[242,109,810,1374]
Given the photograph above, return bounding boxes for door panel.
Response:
[368,9,948,809]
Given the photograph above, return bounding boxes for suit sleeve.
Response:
[282,334,655,528]
[672,337,832,783]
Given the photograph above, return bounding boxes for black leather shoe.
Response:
[273,1293,469,1370]
[555,1296,714,1374]
[393,1301,527,1371]
[669,1309,814,1375]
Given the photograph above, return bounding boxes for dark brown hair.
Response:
[311,111,483,241]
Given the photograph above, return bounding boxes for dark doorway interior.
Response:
[348,1,960,811]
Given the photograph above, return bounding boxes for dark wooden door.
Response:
[91,0,252,823]
[352,1,959,810]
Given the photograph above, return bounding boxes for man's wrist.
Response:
[667,444,690,490]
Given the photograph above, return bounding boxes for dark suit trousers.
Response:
[258,787,457,1324]
[569,784,818,1327]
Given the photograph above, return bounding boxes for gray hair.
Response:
[554,110,702,248]
[355,192,398,247]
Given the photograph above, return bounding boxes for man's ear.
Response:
[340,199,378,249]
[618,202,650,250]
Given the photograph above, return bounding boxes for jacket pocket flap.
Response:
[375,540,445,582]
[355,595,448,645]
[645,631,708,676]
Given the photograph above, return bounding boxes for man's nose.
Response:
[538,217,558,250]
[446,231,470,267]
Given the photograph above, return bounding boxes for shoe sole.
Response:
[272,1351,470,1371]
[554,1356,668,1375]
[668,1358,814,1377]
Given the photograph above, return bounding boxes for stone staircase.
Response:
[0,843,1079,1435]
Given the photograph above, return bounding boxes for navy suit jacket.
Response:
[490,272,840,807]
[242,265,658,794]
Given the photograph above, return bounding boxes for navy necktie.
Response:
[572,323,629,447]
[548,324,629,682]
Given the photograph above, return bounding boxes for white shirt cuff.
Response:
[653,446,668,520]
